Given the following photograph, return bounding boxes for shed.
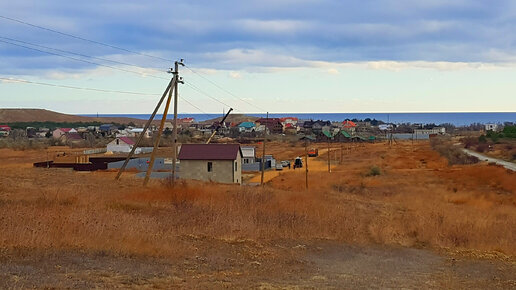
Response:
[178,144,242,184]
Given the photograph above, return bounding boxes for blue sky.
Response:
[1,0,516,113]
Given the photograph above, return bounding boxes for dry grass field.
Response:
[1,141,516,288]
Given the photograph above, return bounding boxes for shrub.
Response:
[367,166,381,176]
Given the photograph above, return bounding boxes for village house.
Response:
[241,146,256,164]
[414,127,446,135]
[334,130,352,142]
[238,122,256,133]
[283,123,298,134]
[485,123,499,131]
[0,125,11,137]
[107,137,137,153]
[52,128,77,139]
[280,117,298,128]
[256,118,283,134]
[312,120,332,134]
[178,143,242,184]
[99,124,119,136]
[342,120,357,133]
[316,130,334,142]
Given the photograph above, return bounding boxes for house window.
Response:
[235,161,237,171]
[116,139,119,145]
[207,162,212,172]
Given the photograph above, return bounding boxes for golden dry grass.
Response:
[0,140,515,260]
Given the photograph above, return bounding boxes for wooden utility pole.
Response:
[171,60,184,185]
[305,140,309,189]
[260,112,268,186]
[143,80,174,186]
[327,138,331,173]
[115,77,175,181]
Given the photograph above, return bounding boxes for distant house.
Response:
[52,128,77,139]
[334,130,352,142]
[256,118,283,134]
[241,146,256,164]
[312,120,331,134]
[342,120,357,129]
[485,123,499,132]
[178,144,242,184]
[107,137,137,153]
[414,127,445,135]
[59,132,84,145]
[0,125,10,137]
[280,117,298,127]
[284,123,298,134]
[316,130,334,142]
[238,122,256,133]
[99,124,118,136]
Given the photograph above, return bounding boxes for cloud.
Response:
[2,0,516,76]
[228,71,242,79]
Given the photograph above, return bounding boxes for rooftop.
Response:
[178,144,242,160]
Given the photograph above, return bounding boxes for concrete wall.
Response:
[180,157,241,184]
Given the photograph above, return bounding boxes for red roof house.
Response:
[342,120,357,128]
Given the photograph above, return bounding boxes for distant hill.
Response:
[201,114,259,124]
[0,109,147,125]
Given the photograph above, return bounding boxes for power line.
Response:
[0,38,169,80]
[184,81,234,109]
[0,77,160,96]
[0,35,166,74]
[0,14,173,63]
[184,64,267,112]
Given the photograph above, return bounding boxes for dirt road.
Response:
[2,242,515,288]
[463,148,516,171]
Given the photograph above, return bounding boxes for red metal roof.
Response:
[178,144,242,160]
[119,137,135,145]
[0,125,11,131]
[59,128,74,132]
[342,120,357,128]
[280,117,298,122]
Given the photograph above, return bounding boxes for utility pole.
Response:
[305,140,309,189]
[327,138,331,173]
[171,59,184,186]
[115,75,175,181]
[143,79,174,186]
[260,112,268,186]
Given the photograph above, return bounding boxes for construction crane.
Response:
[206,108,233,144]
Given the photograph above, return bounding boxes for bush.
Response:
[366,166,381,176]
[431,137,479,165]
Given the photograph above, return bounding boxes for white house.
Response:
[485,123,499,131]
[241,146,256,164]
[107,137,140,153]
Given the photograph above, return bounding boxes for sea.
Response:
[81,112,516,126]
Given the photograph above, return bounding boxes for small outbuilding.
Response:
[178,143,242,184]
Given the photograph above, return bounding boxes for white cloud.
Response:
[229,71,242,79]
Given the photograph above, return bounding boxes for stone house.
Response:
[178,144,242,184]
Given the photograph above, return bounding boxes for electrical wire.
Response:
[0,36,166,74]
[0,39,169,80]
[184,64,267,112]
[0,14,173,63]
[184,81,234,109]
[0,77,160,96]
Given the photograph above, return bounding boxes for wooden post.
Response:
[327,138,331,173]
[305,140,308,189]
[115,77,175,180]
[143,84,173,186]
[260,112,268,186]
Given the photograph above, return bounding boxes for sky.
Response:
[1,0,516,114]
